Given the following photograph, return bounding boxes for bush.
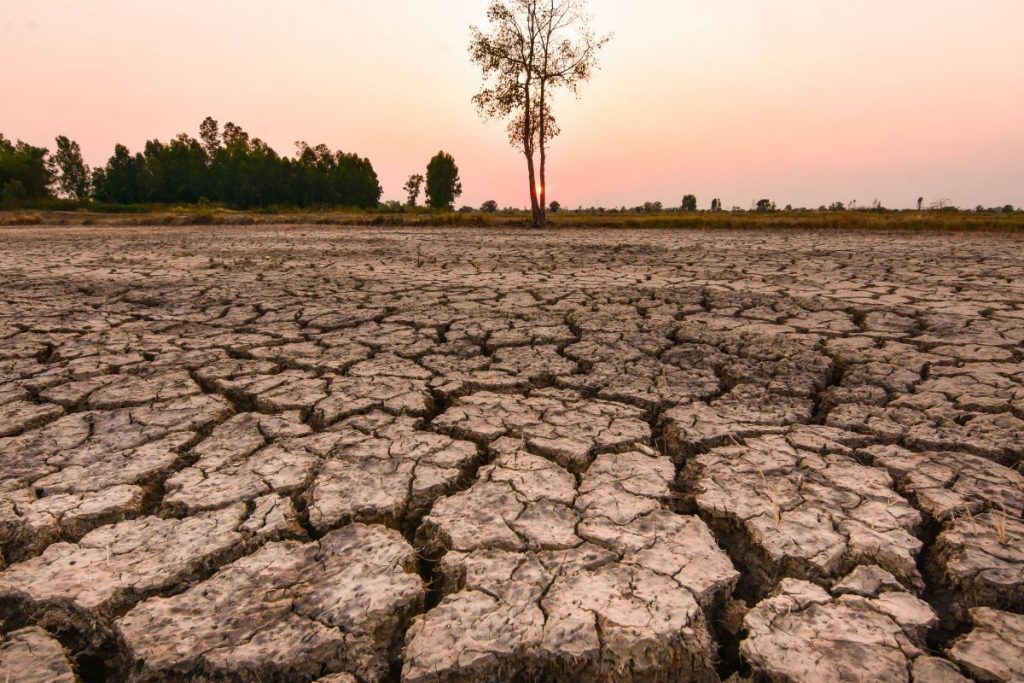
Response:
[2,180,27,208]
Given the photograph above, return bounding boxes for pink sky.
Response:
[4,0,1022,209]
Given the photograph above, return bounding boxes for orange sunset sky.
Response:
[3,0,1022,209]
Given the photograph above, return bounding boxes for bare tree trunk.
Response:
[526,148,540,226]
[524,3,542,228]
[537,82,548,228]
[523,98,541,227]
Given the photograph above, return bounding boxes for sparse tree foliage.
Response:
[710,198,722,212]
[404,174,425,206]
[756,199,775,212]
[425,151,463,209]
[199,117,220,158]
[681,194,697,212]
[469,0,610,227]
[51,136,91,200]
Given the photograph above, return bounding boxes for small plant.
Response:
[995,499,1010,546]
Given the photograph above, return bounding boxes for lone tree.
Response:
[469,0,610,227]
[404,174,424,206]
[425,152,463,209]
[681,194,697,212]
[480,199,499,212]
[51,136,90,200]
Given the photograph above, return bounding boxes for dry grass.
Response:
[995,499,1010,546]
[1,207,1022,232]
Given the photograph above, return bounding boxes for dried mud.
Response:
[0,224,1021,682]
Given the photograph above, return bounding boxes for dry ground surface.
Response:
[0,224,1022,682]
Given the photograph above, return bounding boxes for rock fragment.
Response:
[683,431,923,591]
[406,445,734,682]
[117,524,423,683]
[432,389,649,472]
[741,572,938,683]
[0,505,277,647]
[306,411,480,532]
[0,626,78,683]
[929,511,1024,620]
[948,608,1024,683]
[661,385,814,455]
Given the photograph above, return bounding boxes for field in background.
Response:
[2,207,1023,232]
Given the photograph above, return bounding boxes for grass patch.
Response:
[1,207,1021,232]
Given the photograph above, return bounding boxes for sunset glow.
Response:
[3,0,1022,209]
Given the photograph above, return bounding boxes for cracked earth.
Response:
[0,224,1022,682]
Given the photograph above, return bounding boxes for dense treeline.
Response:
[91,119,382,208]
[3,118,382,209]
[0,135,53,204]
[3,122,1020,214]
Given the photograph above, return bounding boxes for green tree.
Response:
[710,198,721,212]
[755,198,775,212]
[1,179,27,207]
[87,121,381,209]
[143,134,208,203]
[51,136,91,200]
[0,134,53,200]
[404,174,424,206]
[469,0,610,227]
[425,151,463,209]
[480,199,499,212]
[681,194,697,211]
[548,200,561,212]
[91,144,148,203]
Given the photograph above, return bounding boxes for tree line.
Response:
[3,125,1017,215]
[2,119,469,211]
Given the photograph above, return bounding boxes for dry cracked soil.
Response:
[0,224,1022,682]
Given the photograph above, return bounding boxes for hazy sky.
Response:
[4,1,1022,209]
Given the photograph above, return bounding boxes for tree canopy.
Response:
[0,135,52,203]
[51,136,91,200]
[469,0,610,227]
[89,120,382,208]
[425,152,463,209]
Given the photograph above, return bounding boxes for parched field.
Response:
[1,224,1022,682]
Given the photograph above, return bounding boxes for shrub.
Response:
[2,180,27,208]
